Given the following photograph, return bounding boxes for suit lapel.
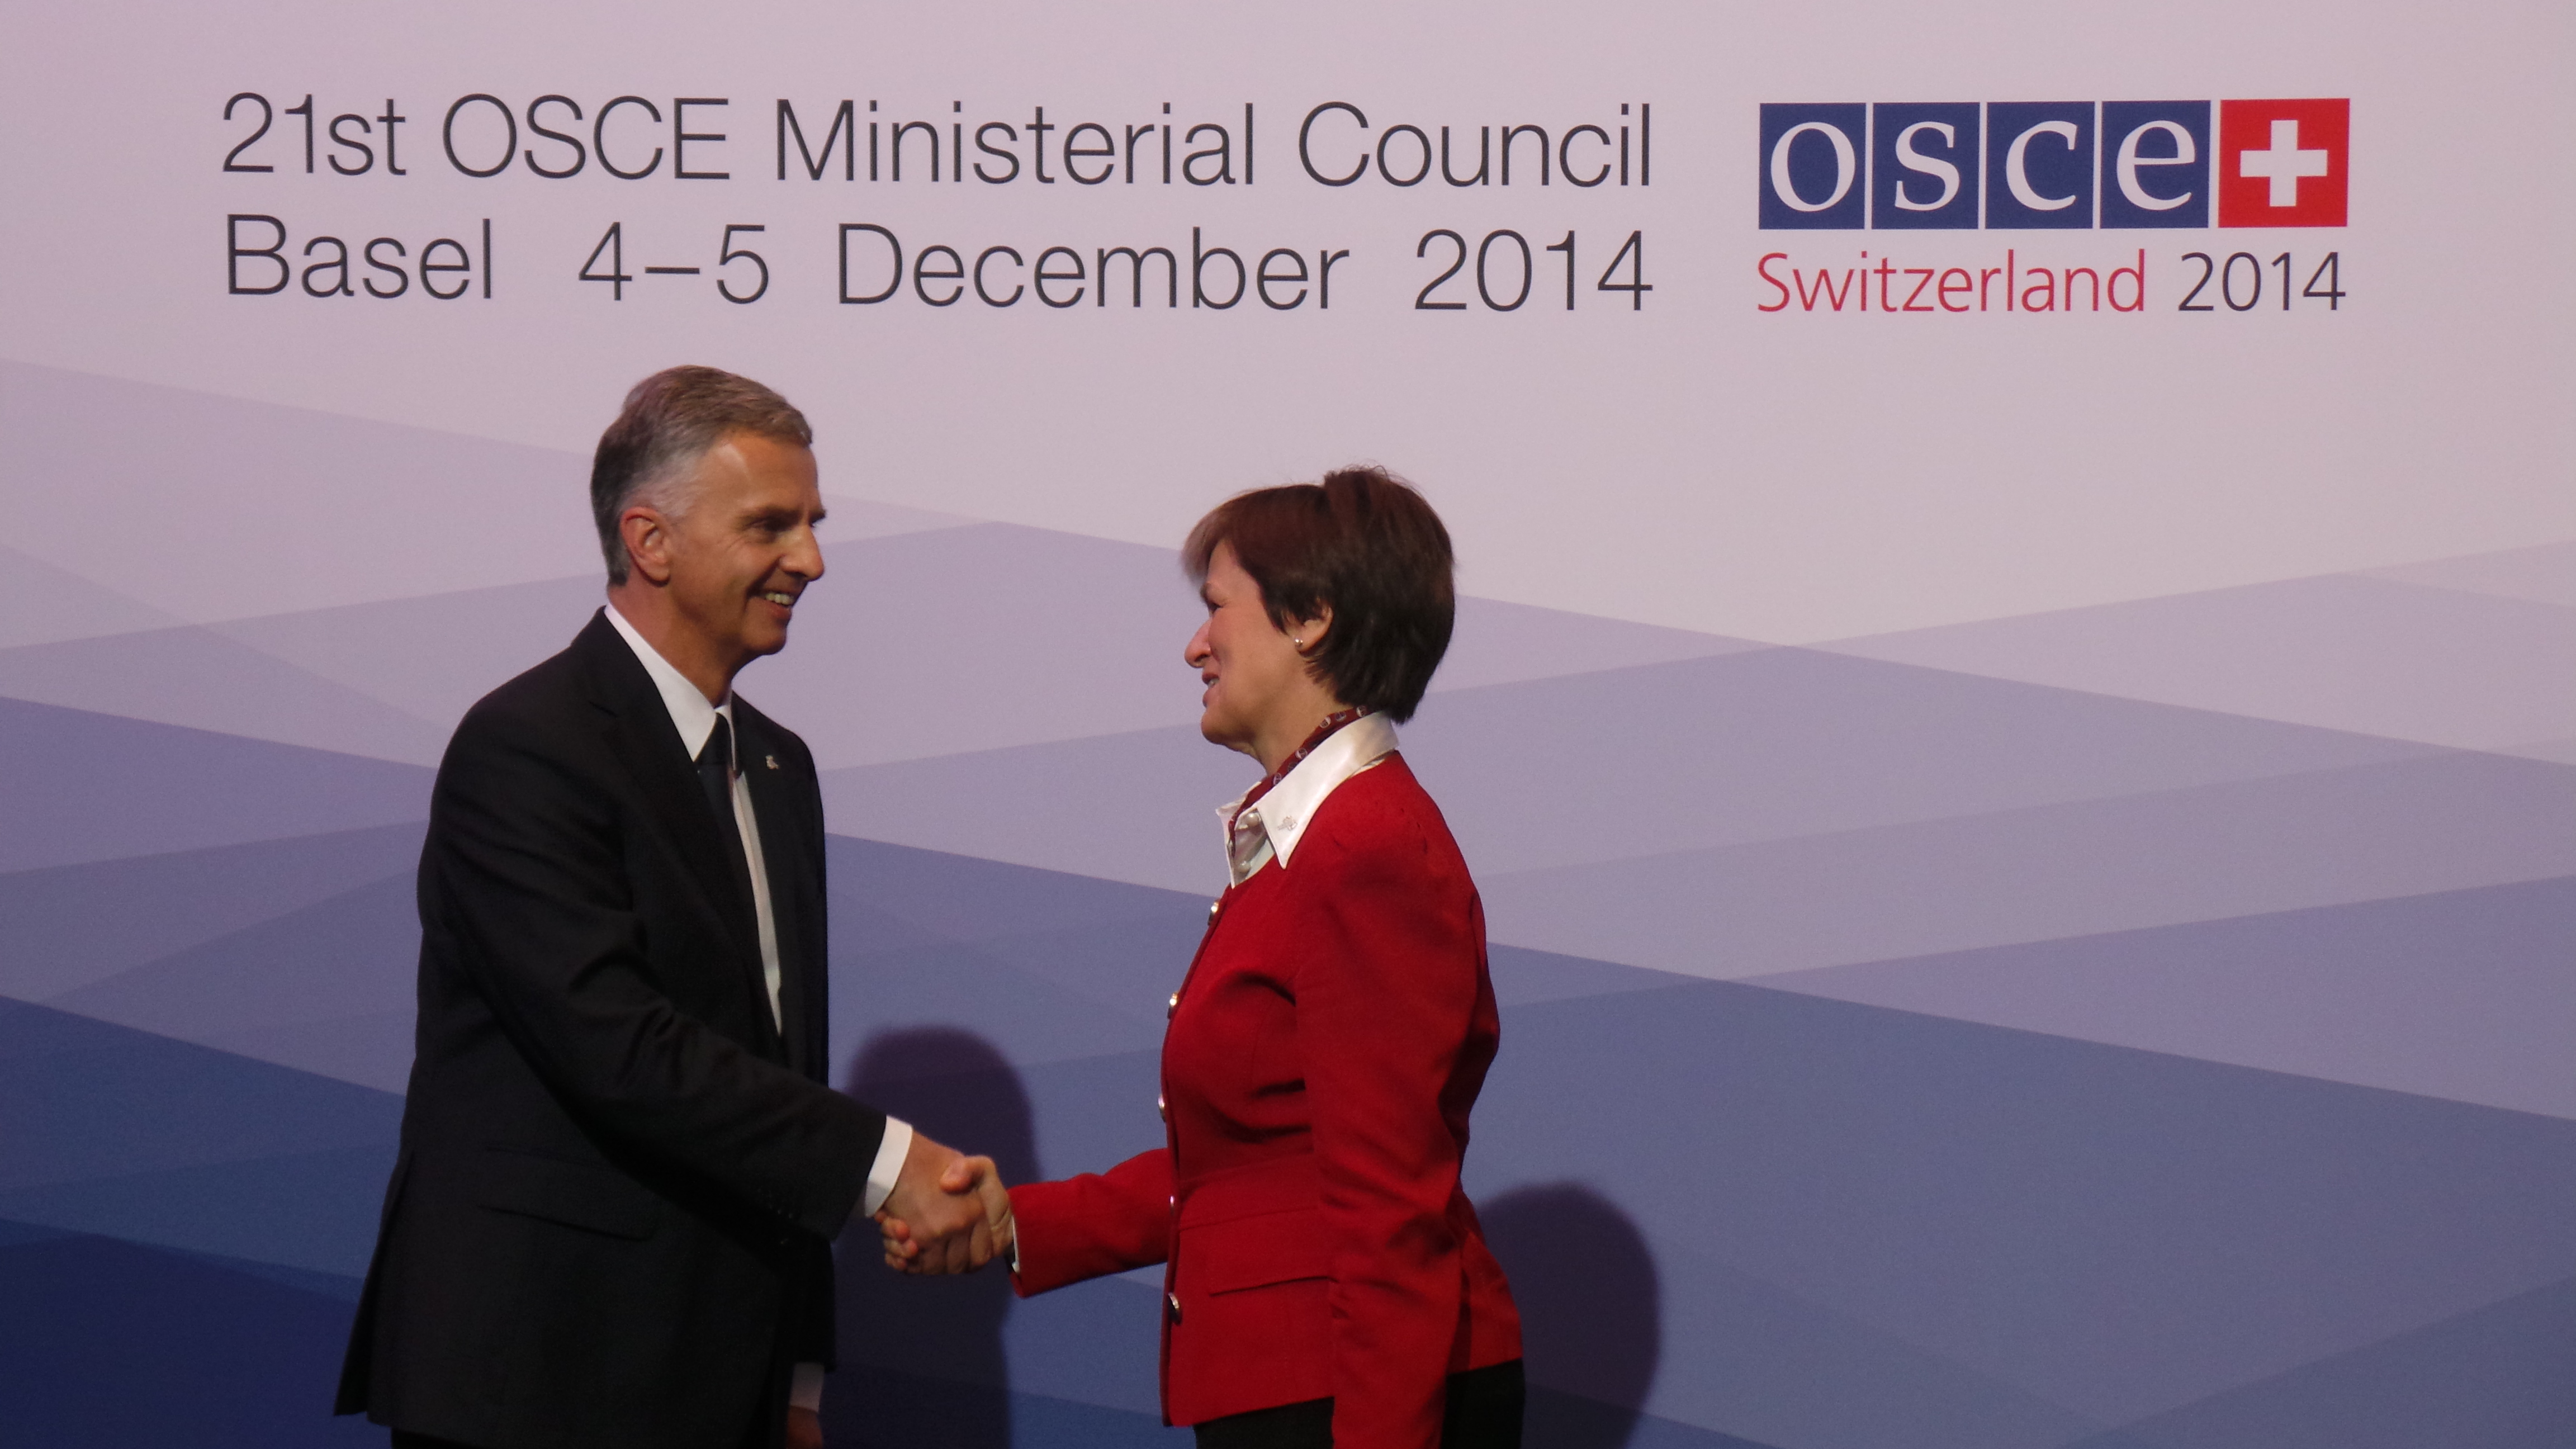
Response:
[573,613,782,1058]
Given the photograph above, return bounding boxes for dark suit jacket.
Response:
[1008,755,1522,1448]
[337,610,884,1449]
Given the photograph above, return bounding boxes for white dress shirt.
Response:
[1217,712,1400,886]
[606,606,907,1414]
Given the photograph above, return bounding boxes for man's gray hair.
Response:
[589,366,813,584]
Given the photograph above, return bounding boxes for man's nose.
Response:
[787,525,825,581]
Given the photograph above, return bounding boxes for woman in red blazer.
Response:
[884,467,1523,1448]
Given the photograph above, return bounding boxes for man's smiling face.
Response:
[662,431,827,676]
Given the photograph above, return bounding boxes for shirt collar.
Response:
[604,603,733,763]
[1215,712,1398,886]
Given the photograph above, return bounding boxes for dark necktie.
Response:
[696,715,791,1052]
[700,717,798,1057]
[695,716,754,898]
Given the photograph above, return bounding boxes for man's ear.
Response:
[620,507,675,586]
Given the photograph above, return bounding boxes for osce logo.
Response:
[1758,99,2347,229]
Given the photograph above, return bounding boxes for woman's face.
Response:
[1186,541,1322,762]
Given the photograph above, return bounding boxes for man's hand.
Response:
[875,1142,1013,1275]
[874,1131,999,1273]
[786,1407,823,1449]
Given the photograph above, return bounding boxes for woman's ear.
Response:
[1290,603,1334,654]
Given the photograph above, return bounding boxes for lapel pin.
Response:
[765,754,780,770]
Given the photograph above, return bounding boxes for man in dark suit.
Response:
[337,367,1001,1449]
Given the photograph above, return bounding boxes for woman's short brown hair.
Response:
[1183,467,1455,722]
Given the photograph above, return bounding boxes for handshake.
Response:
[875,1131,1016,1275]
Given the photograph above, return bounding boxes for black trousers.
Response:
[1193,1359,1524,1449]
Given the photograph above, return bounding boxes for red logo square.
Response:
[2218,98,2348,227]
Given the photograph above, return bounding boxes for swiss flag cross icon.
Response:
[2219,98,2350,226]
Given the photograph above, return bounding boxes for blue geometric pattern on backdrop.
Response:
[8,805,2576,1447]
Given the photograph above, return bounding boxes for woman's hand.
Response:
[876,1153,1014,1273]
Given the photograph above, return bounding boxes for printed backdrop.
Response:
[4,3,2574,1447]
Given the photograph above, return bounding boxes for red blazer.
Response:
[1010,753,1522,1448]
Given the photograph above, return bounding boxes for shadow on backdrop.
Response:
[826,1029,1038,1449]
[1481,1183,1663,1449]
